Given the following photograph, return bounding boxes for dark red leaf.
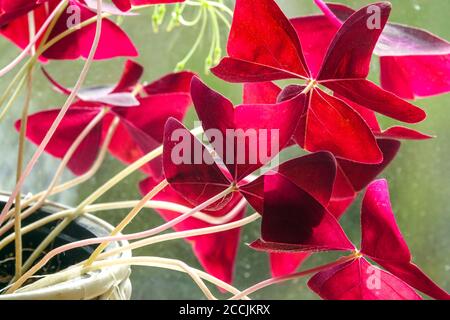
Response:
[15,107,103,175]
[308,258,422,300]
[337,139,401,192]
[211,0,309,82]
[290,15,339,78]
[317,2,391,81]
[112,59,144,93]
[192,77,305,182]
[143,71,195,95]
[298,88,383,164]
[162,118,233,210]
[325,79,426,123]
[361,180,450,299]
[243,82,281,105]
[253,173,353,252]
[1,0,138,61]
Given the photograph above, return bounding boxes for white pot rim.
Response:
[0,192,132,300]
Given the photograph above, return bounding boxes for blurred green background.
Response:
[0,0,448,299]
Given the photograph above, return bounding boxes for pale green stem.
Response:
[10,257,246,299]
[14,126,202,270]
[0,197,247,251]
[98,213,261,261]
[7,186,236,293]
[0,75,27,123]
[0,118,119,236]
[214,7,231,29]
[13,66,33,278]
[0,0,104,227]
[9,109,108,236]
[175,6,208,71]
[84,179,169,266]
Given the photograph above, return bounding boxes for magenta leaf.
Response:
[20,61,193,176]
[324,79,426,123]
[243,82,281,105]
[308,258,422,300]
[299,88,383,164]
[337,139,401,192]
[269,252,311,278]
[212,0,425,165]
[15,107,103,175]
[361,180,450,300]
[192,77,305,182]
[162,118,233,210]
[251,172,354,252]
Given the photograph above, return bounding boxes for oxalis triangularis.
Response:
[0,0,448,300]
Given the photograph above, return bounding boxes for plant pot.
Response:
[0,192,132,300]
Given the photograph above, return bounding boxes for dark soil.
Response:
[0,201,101,291]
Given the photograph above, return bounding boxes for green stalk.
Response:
[13,67,33,278]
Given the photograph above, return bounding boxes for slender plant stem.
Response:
[0,75,27,123]
[13,66,34,278]
[178,6,204,26]
[98,213,261,261]
[0,0,104,227]
[175,6,208,71]
[10,257,247,299]
[85,179,169,266]
[14,125,202,270]
[214,7,231,29]
[11,10,40,278]
[0,197,248,251]
[7,186,236,293]
[313,0,343,28]
[230,255,356,300]
[9,110,108,274]
[0,118,119,237]
[13,109,108,229]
